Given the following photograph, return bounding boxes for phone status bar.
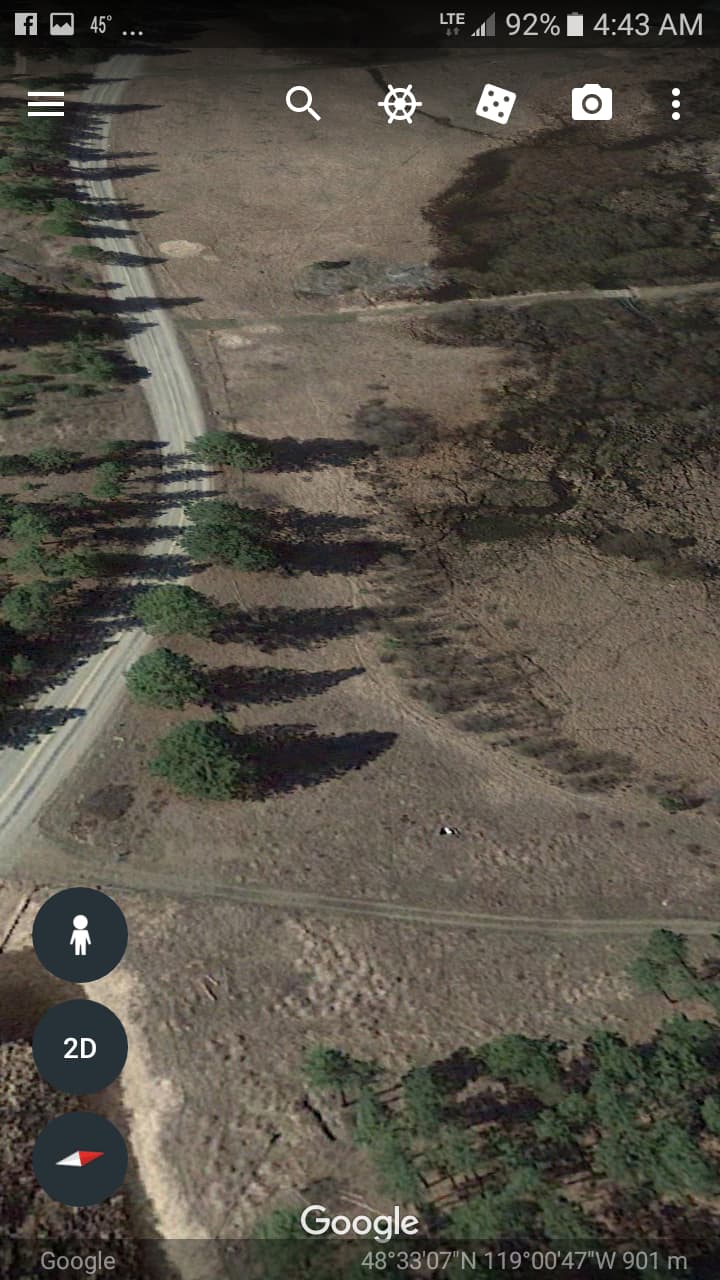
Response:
[5,5,719,50]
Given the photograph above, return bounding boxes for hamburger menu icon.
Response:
[50,12,74,35]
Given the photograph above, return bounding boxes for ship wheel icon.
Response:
[378,83,422,124]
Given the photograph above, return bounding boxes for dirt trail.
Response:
[182,277,720,331]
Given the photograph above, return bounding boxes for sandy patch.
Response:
[158,239,217,260]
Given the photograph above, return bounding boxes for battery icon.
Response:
[566,12,584,36]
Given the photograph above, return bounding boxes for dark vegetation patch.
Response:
[424,69,720,297]
[80,783,135,821]
[362,295,720,792]
[413,298,720,567]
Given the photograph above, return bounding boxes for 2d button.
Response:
[33,1112,128,1207]
[33,999,128,1095]
[32,887,128,983]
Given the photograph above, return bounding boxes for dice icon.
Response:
[475,83,517,125]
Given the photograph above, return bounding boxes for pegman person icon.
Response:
[70,914,91,958]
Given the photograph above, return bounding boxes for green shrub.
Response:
[148,718,254,799]
[63,271,93,290]
[0,454,30,476]
[7,544,59,576]
[9,652,34,678]
[42,197,85,237]
[9,506,55,544]
[52,335,115,384]
[28,446,79,474]
[98,437,136,458]
[92,459,128,500]
[64,383,95,399]
[69,244,105,261]
[0,383,37,415]
[4,117,65,170]
[56,548,104,579]
[126,648,205,709]
[0,495,16,534]
[657,792,693,813]
[0,272,34,302]
[0,177,54,213]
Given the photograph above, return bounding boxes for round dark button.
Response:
[33,888,128,982]
[33,1000,128,1095]
[33,1112,128,1207]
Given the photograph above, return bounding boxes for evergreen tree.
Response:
[9,506,56,545]
[136,585,222,637]
[181,499,276,571]
[370,1127,423,1203]
[352,1086,389,1149]
[402,1066,445,1139]
[126,648,205,709]
[303,1045,376,1097]
[629,929,700,1003]
[188,431,271,470]
[149,718,254,800]
[480,1034,564,1101]
[2,580,61,634]
[434,1123,477,1177]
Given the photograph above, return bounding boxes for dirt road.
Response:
[0,55,209,861]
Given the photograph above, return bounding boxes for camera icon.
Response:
[571,83,613,121]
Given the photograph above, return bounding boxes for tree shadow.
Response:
[106,550,191,581]
[2,303,153,373]
[103,250,167,268]
[92,522,184,545]
[209,664,364,708]
[268,510,369,537]
[139,466,212,485]
[240,723,397,797]
[281,535,402,576]
[431,1046,485,1094]
[266,508,404,576]
[0,705,85,750]
[216,604,378,651]
[54,290,203,318]
[86,199,161,224]
[244,434,376,472]
[80,222,139,239]
[102,150,158,161]
[90,163,161,181]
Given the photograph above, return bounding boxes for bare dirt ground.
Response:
[10,36,720,1245]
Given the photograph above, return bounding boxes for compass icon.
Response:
[377,83,422,124]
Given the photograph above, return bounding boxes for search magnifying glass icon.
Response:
[285,85,321,122]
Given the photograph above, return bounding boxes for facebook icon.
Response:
[15,12,38,35]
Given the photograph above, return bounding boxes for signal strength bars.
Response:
[472,11,495,36]
[27,89,64,117]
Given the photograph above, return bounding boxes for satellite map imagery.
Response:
[1,3,720,1278]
